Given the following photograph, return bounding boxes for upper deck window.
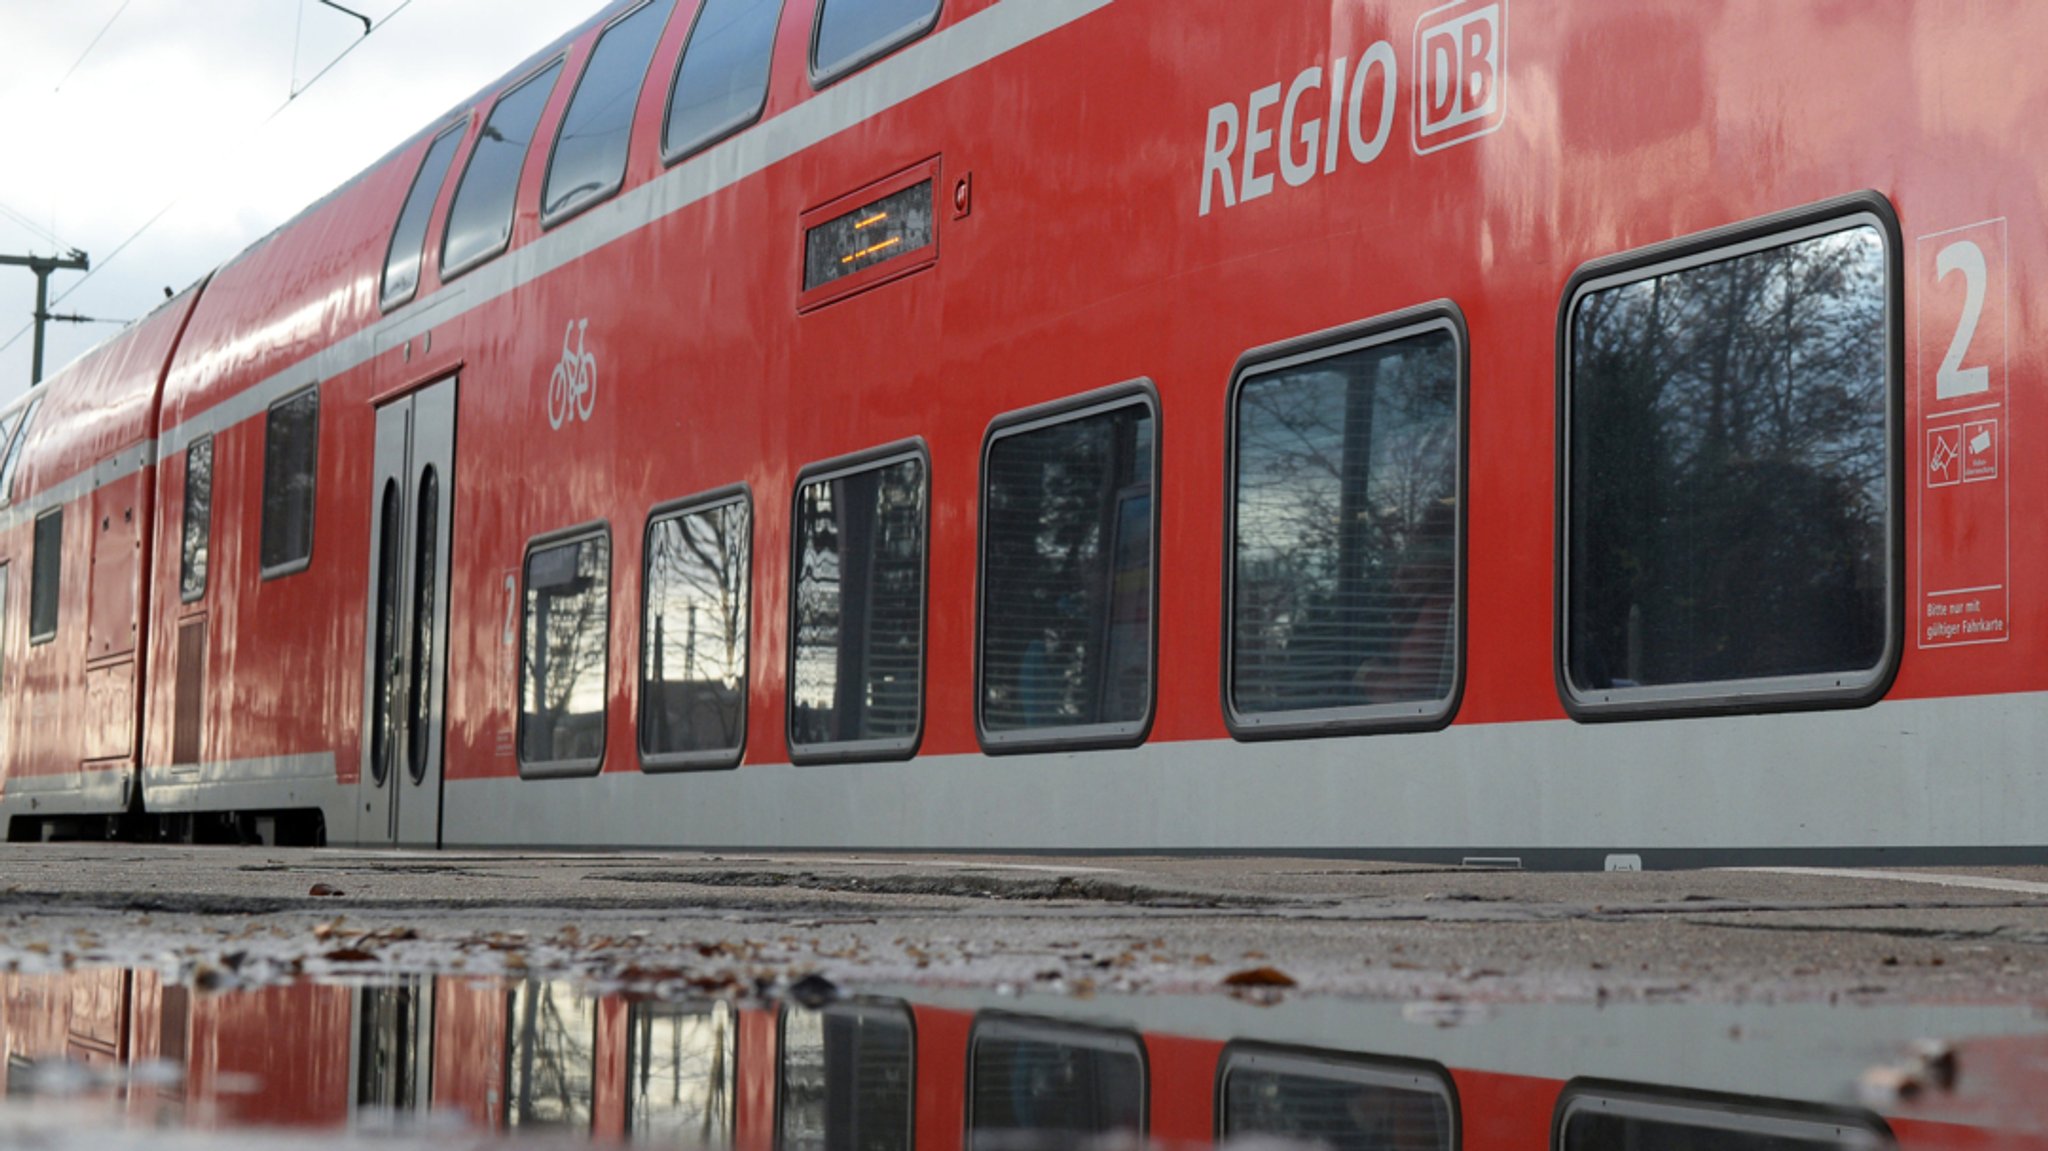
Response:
[543,0,676,226]
[260,386,320,577]
[442,60,565,278]
[0,394,45,507]
[811,0,940,86]
[29,508,59,645]
[665,0,785,162]
[381,121,467,310]
[1563,206,1896,715]
[180,436,213,602]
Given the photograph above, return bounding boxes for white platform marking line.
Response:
[1725,866,2048,897]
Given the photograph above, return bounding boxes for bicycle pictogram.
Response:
[547,319,597,429]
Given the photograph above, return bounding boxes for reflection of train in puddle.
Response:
[4,968,2042,1147]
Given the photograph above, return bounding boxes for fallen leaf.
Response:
[1223,965,1298,988]
[309,883,345,898]
[323,948,375,963]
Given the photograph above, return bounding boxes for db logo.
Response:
[1414,0,1506,154]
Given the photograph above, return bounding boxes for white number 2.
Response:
[1935,239,1990,400]
[502,573,517,645]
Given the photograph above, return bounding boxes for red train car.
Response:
[1,0,2044,862]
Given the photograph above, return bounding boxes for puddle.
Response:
[2,965,2045,1148]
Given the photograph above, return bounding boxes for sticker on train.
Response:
[1917,218,2010,647]
[547,319,598,430]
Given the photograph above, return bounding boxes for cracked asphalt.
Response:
[0,845,2043,1006]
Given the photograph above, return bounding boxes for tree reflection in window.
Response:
[642,497,750,762]
[627,1001,736,1145]
[505,980,597,1131]
[981,403,1155,738]
[790,457,925,752]
[1232,329,1458,721]
[1567,225,1889,694]
[520,532,610,770]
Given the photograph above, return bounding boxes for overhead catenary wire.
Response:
[53,0,136,93]
[5,0,423,356]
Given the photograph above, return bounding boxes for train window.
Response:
[543,0,675,226]
[0,394,45,507]
[442,59,565,279]
[380,120,467,310]
[1563,205,1897,715]
[641,489,751,771]
[28,508,58,645]
[788,446,926,762]
[1558,1084,1890,1151]
[665,0,786,163]
[519,527,611,777]
[260,386,320,577]
[978,389,1156,751]
[968,1016,1144,1149]
[812,0,941,86]
[626,1001,737,1142]
[779,1001,914,1151]
[180,436,213,603]
[1219,1046,1456,1151]
[505,980,598,1131]
[1227,309,1463,736]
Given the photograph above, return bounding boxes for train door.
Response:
[359,377,456,847]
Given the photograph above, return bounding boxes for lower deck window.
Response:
[1229,315,1462,732]
[968,1017,1144,1149]
[1220,1047,1455,1151]
[788,450,927,760]
[979,394,1156,748]
[641,493,751,769]
[520,529,611,775]
[1564,211,1895,711]
[505,981,597,1130]
[1559,1087,1889,1151]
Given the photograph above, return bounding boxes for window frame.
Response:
[517,520,614,780]
[1214,1042,1460,1150]
[0,393,46,509]
[180,434,214,604]
[28,506,60,646]
[774,998,917,1151]
[974,381,1161,755]
[439,55,568,283]
[1222,303,1469,741]
[784,438,931,766]
[259,384,321,581]
[639,483,753,774]
[1553,1080,1893,1151]
[808,0,943,89]
[965,1013,1148,1144]
[661,0,789,167]
[541,0,674,231]
[1554,193,1904,721]
[379,117,469,313]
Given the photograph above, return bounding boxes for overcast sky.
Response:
[0,0,614,407]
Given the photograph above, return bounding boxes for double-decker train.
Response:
[0,0,2042,862]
